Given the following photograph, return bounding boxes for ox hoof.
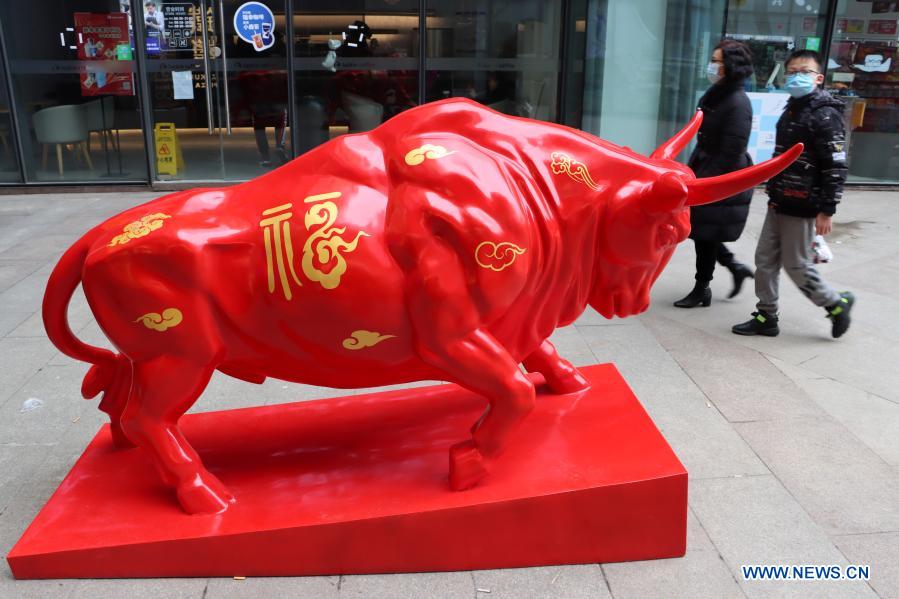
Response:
[449,440,488,491]
[177,474,235,515]
[547,369,591,395]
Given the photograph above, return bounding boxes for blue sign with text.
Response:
[233,2,274,52]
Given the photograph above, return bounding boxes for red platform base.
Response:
[7,363,687,579]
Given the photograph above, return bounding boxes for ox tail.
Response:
[42,227,128,401]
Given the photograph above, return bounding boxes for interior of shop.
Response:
[0,0,895,185]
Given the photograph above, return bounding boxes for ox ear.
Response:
[650,111,703,161]
[644,172,688,214]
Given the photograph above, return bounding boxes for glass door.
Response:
[0,0,148,183]
[424,0,563,122]
[291,2,420,156]
[139,0,289,182]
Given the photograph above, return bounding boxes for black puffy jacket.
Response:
[687,82,754,243]
[766,88,847,217]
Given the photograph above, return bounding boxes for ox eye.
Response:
[657,224,679,248]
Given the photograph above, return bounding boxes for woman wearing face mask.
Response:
[675,40,756,308]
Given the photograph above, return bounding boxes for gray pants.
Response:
[755,207,841,314]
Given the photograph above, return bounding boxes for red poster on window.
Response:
[867,19,898,36]
[74,12,135,96]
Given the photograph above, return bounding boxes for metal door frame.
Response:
[0,9,27,184]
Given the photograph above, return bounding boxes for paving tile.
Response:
[0,365,88,446]
[735,417,899,536]
[573,306,637,326]
[827,246,899,299]
[0,445,53,511]
[8,290,94,339]
[0,234,77,262]
[206,576,339,598]
[796,330,899,404]
[0,577,75,599]
[0,266,52,313]
[642,314,825,422]
[578,320,769,480]
[767,356,899,467]
[0,260,43,294]
[0,310,31,337]
[68,578,208,599]
[339,571,473,598]
[472,565,610,599]
[0,338,59,406]
[603,508,743,598]
[834,532,899,599]
[691,475,877,598]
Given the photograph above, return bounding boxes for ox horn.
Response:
[686,144,804,206]
[650,110,703,161]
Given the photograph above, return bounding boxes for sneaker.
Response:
[826,291,855,338]
[732,311,780,337]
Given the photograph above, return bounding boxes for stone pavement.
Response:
[0,189,896,599]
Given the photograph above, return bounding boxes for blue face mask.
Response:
[706,62,723,84]
[785,72,818,98]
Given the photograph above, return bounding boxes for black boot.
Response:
[732,311,779,336]
[674,281,711,308]
[727,263,754,299]
[826,291,855,338]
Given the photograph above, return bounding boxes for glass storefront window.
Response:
[424,0,562,121]
[291,2,419,156]
[723,0,831,165]
[583,0,724,157]
[0,25,22,183]
[825,0,899,183]
[0,1,148,183]
[562,0,588,129]
[0,1,895,187]
[726,0,829,92]
[138,0,292,182]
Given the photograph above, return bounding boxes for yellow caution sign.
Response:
[154,123,185,176]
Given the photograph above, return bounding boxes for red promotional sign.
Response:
[867,19,898,36]
[74,12,134,96]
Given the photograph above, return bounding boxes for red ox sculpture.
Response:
[43,98,801,514]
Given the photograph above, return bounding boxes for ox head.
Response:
[589,111,803,319]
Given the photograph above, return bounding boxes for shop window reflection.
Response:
[825,7,899,183]
[292,8,418,155]
[424,1,561,121]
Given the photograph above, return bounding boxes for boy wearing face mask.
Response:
[733,50,854,338]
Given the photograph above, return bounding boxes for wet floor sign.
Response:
[154,123,184,176]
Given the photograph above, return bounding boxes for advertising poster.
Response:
[74,12,134,97]
[747,92,789,164]
[144,1,165,52]
[867,19,898,36]
[234,2,275,52]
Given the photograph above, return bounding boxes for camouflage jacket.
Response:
[766,89,847,217]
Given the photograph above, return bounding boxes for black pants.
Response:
[694,240,737,282]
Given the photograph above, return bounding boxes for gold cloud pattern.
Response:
[404,144,456,166]
[109,213,172,247]
[135,308,183,332]
[342,330,396,350]
[475,241,527,272]
[550,152,600,191]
